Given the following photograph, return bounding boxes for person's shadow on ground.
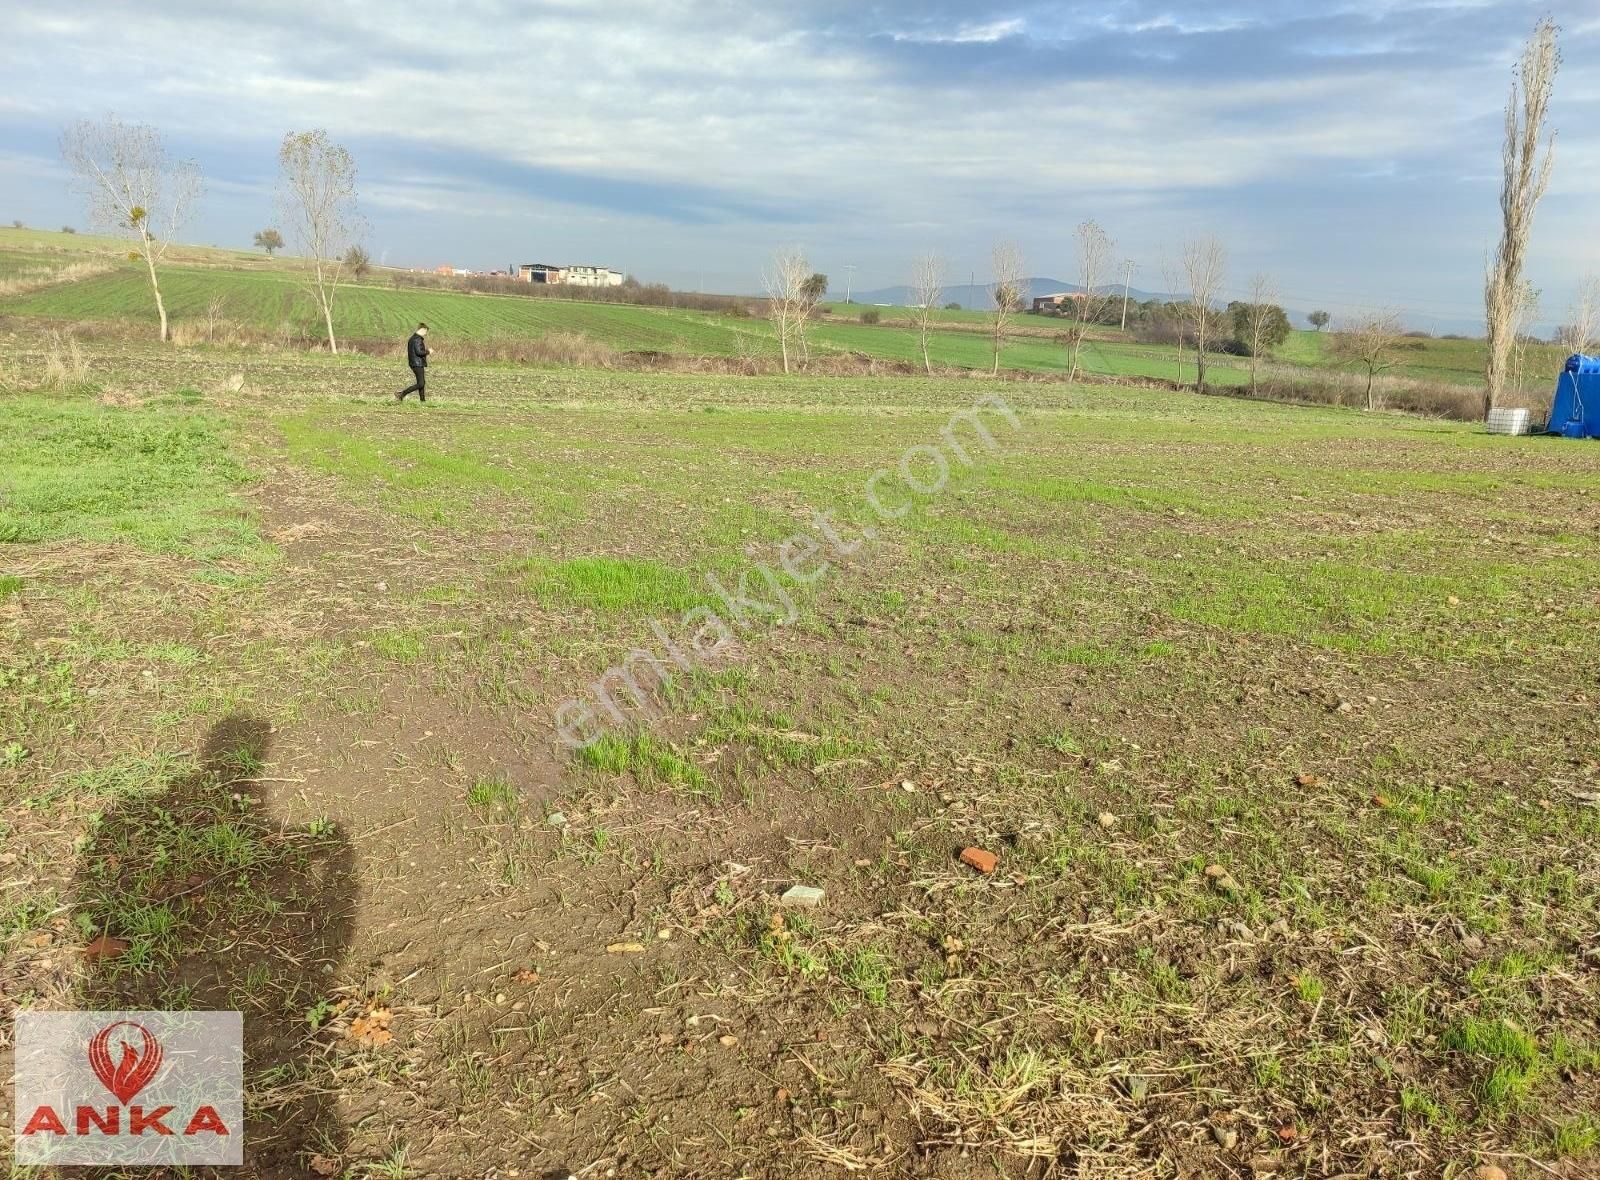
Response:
[72,715,357,1177]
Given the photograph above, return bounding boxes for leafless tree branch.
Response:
[60,116,202,343]
[909,254,945,376]
[1484,16,1560,416]
[278,130,364,355]
[989,241,1026,376]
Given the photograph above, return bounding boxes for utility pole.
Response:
[1120,259,1136,332]
[842,264,856,304]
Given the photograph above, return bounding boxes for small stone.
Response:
[1097,811,1118,829]
[494,992,508,1004]
[1470,1168,1507,1180]
[1267,918,1290,938]
[605,942,646,954]
[1248,1157,1281,1174]
[547,811,568,827]
[1212,1124,1238,1150]
[657,928,672,940]
[780,884,825,907]
[1294,772,1319,787]
[1203,863,1241,892]
[1334,700,1353,714]
[718,1034,738,1047]
[959,847,998,874]
[900,779,917,792]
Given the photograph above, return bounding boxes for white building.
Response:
[564,264,624,288]
[517,262,624,287]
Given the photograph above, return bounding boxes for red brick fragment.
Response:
[959,847,998,874]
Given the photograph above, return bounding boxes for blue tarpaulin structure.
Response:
[1548,355,1600,438]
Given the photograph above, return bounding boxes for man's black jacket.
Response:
[407,333,429,368]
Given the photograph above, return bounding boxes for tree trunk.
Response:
[1365,368,1376,411]
[1250,353,1259,394]
[322,293,338,356]
[920,331,931,376]
[1482,340,1503,418]
[1067,334,1082,384]
[991,324,1001,376]
[140,235,168,343]
[1195,346,1207,395]
[779,316,790,374]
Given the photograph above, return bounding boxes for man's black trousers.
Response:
[399,366,427,401]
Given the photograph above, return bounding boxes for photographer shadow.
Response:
[72,715,357,1176]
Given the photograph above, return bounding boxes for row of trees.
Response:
[768,228,1409,402]
[60,117,363,351]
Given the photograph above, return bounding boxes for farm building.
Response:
[517,262,624,287]
[1031,291,1089,314]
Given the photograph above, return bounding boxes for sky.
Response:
[3,1,1598,332]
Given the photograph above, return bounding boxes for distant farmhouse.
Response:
[516,262,624,287]
[1031,291,1089,315]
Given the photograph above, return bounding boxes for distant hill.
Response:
[850,277,1177,312]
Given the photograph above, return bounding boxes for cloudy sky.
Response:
[3,1,1597,330]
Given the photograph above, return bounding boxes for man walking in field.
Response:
[396,323,430,402]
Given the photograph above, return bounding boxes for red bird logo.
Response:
[87,1021,163,1104]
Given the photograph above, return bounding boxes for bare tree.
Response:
[909,253,945,375]
[1556,273,1600,354]
[1484,16,1560,417]
[1066,220,1112,383]
[989,241,1026,376]
[1177,234,1227,393]
[60,116,202,343]
[277,130,362,354]
[1240,272,1280,393]
[762,246,809,374]
[1333,310,1406,410]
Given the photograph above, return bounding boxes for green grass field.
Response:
[2,318,1598,1177]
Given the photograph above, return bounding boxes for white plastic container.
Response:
[1486,407,1530,436]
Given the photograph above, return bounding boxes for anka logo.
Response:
[88,1020,163,1105]
[13,1010,243,1166]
